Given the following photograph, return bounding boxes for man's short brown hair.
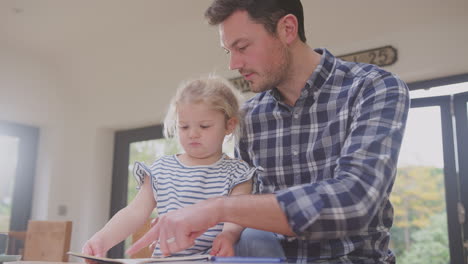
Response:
[205,0,307,43]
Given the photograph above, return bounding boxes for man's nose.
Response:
[229,52,243,71]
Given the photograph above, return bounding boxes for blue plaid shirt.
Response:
[235,48,409,263]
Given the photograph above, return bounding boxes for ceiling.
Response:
[1,0,467,129]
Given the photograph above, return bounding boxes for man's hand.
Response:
[126,198,221,256]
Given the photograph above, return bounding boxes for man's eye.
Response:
[238,45,248,51]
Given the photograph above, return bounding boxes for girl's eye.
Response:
[201,125,210,129]
[179,126,188,130]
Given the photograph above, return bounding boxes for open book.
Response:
[67,252,212,264]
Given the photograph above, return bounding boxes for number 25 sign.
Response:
[338,46,397,67]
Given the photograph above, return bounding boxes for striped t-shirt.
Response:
[133,154,255,256]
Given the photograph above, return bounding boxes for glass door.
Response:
[390,80,468,264]
[0,121,39,254]
[108,125,165,258]
[123,138,181,255]
[0,135,19,232]
[391,96,457,263]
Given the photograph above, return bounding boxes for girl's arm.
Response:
[82,175,156,256]
[211,179,252,256]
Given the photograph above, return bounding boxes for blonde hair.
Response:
[164,75,242,141]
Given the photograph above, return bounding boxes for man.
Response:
[127,0,409,263]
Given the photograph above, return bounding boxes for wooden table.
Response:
[11,254,291,264]
[12,262,82,264]
[11,262,231,264]
[11,260,288,264]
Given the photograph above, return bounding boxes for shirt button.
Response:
[293,150,298,155]
[294,113,299,119]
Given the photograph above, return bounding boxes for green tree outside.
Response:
[390,166,448,262]
[0,203,10,231]
[398,212,449,264]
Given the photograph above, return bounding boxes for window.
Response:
[395,75,468,264]
[0,121,39,233]
[0,135,19,231]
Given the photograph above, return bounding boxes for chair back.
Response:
[23,220,72,261]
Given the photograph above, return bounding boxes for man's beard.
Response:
[249,44,291,93]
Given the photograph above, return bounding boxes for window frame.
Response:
[454,91,468,262]
[108,124,163,258]
[408,95,463,263]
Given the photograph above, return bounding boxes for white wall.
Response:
[0,44,63,221]
[301,0,468,82]
[0,45,114,251]
[0,0,467,254]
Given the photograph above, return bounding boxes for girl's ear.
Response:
[225,117,238,135]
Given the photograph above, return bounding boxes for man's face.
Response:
[219,10,291,93]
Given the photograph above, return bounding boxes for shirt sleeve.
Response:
[275,72,410,239]
[133,161,153,190]
[228,160,258,194]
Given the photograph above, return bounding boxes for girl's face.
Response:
[177,102,236,165]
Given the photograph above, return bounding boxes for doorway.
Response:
[0,121,39,253]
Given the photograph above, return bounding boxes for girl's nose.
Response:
[189,128,200,138]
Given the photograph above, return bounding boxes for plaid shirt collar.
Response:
[269,48,336,104]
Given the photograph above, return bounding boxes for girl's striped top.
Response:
[133,153,255,256]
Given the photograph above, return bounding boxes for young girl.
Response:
[82,75,254,258]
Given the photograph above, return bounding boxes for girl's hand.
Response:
[82,238,106,263]
[210,231,237,257]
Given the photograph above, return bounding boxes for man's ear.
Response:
[277,14,299,45]
[225,117,238,135]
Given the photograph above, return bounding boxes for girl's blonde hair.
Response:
[164,75,242,140]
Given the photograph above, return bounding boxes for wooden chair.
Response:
[22,220,73,261]
[130,219,153,258]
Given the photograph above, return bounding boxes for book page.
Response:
[67,251,212,263]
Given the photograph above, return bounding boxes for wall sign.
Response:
[338,45,398,67]
[230,45,398,93]
[229,76,250,93]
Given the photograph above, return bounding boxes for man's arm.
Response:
[234,71,409,240]
[273,73,410,239]
[218,193,295,236]
[126,193,294,256]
